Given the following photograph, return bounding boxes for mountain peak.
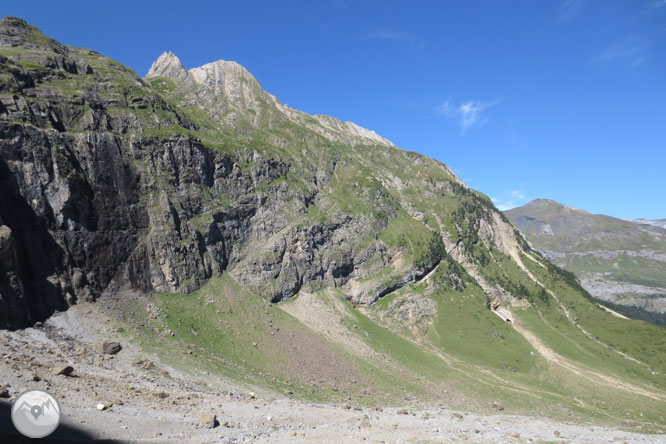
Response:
[524,198,562,208]
[189,58,264,99]
[518,198,589,215]
[145,51,196,87]
[144,54,394,147]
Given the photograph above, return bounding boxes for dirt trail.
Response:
[598,303,630,319]
[511,319,665,402]
[517,252,648,368]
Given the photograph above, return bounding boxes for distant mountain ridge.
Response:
[505,199,666,324]
[626,218,666,230]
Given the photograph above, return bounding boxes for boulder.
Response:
[0,383,10,398]
[95,341,122,355]
[198,411,219,428]
[54,365,74,376]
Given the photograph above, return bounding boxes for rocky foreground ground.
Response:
[0,304,662,444]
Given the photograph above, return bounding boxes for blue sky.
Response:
[6,1,666,218]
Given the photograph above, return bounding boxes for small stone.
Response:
[198,412,218,428]
[95,341,122,355]
[397,408,409,415]
[30,373,41,382]
[96,403,109,411]
[54,365,74,376]
[248,391,256,399]
[554,430,560,436]
[452,413,464,419]
[374,406,383,412]
[0,383,10,398]
[157,391,168,399]
[492,401,504,411]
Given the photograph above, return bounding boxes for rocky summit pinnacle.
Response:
[145,51,394,147]
[146,51,196,87]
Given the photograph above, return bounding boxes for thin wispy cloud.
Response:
[495,203,516,211]
[492,197,518,211]
[435,98,500,134]
[509,190,526,201]
[329,0,349,10]
[557,0,585,23]
[594,37,649,67]
[648,0,666,9]
[366,28,425,51]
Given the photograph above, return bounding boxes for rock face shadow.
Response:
[0,400,125,443]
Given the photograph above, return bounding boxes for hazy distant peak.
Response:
[519,199,588,215]
[522,198,562,209]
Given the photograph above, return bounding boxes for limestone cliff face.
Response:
[0,17,541,329]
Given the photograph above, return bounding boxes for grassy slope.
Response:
[116,262,666,431]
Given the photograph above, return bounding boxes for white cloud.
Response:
[558,0,584,23]
[492,187,529,211]
[496,203,517,211]
[435,98,500,134]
